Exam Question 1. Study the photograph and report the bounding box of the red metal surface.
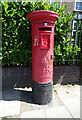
[40,32,51,49]
[27,10,59,83]
[27,10,59,23]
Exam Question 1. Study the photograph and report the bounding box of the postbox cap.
[27,10,59,23]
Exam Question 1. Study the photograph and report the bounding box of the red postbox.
[27,10,58,104]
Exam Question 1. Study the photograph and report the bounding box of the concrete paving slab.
[53,92,64,106]
[72,112,80,118]
[20,102,33,112]
[42,94,64,111]
[44,106,72,118]
[0,84,80,118]
[53,85,80,118]
[0,100,20,118]
[31,103,44,110]
[67,85,80,98]
[54,85,79,99]
[21,109,46,118]
[59,97,80,118]
[20,91,64,112]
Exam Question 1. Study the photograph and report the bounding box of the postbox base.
[32,81,53,105]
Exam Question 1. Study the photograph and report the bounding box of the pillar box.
[27,10,58,104]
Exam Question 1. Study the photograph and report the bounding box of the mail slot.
[39,27,52,31]
[27,10,59,104]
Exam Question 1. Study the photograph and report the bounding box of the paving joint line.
[56,94,74,119]
[42,106,47,119]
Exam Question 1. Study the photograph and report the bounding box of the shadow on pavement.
[2,88,33,104]
[2,66,34,103]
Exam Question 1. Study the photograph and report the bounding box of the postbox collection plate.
[40,33,50,49]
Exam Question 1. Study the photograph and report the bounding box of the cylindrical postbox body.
[27,10,58,104]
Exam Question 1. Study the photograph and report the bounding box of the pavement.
[0,84,81,119]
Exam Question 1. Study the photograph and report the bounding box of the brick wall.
[2,66,32,89]
[2,65,81,89]
[53,65,80,84]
